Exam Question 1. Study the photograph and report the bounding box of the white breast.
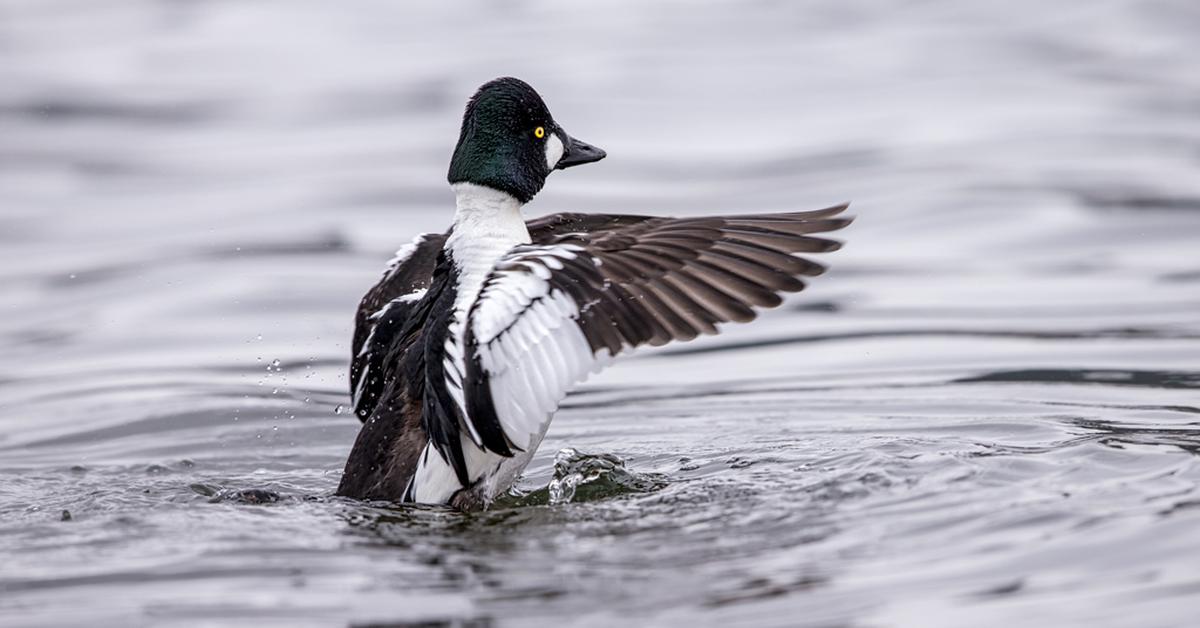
[443,184,530,414]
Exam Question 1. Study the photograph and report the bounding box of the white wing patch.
[357,288,427,361]
[351,287,429,412]
[382,233,429,276]
[367,288,427,323]
[467,245,613,452]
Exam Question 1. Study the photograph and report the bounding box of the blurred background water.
[1,0,1199,626]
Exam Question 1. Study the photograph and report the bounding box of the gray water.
[2,1,1200,626]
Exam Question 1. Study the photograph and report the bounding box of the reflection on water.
[2,0,1200,626]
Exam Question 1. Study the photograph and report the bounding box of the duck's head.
[447,77,606,204]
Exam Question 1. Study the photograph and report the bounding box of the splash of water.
[546,447,667,505]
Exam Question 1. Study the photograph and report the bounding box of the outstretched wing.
[459,204,852,456]
[350,232,446,421]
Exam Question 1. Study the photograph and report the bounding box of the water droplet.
[334,405,344,415]
[272,425,278,431]
[271,359,281,368]
[256,334,263,341]
[68,273,76,280]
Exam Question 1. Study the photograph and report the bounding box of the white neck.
[445,181,531,299]
[446,182,530,283]
[450,182,528,239]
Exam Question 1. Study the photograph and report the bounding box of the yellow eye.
[534,126,545,139]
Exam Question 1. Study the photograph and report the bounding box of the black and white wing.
[350,232,446,421]
[457,204,851,457]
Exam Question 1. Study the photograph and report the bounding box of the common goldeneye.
[336,77,850,509]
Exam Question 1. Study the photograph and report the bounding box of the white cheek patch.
[544,134,565,170]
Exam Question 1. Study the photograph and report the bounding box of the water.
[2,1,1199,625]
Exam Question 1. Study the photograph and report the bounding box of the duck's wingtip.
[830,202,855,227]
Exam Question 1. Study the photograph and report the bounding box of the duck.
[336,77,851,510]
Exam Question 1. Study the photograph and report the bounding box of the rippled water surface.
[2,1,1200,626]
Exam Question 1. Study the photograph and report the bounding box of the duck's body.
[336,78,850,509]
